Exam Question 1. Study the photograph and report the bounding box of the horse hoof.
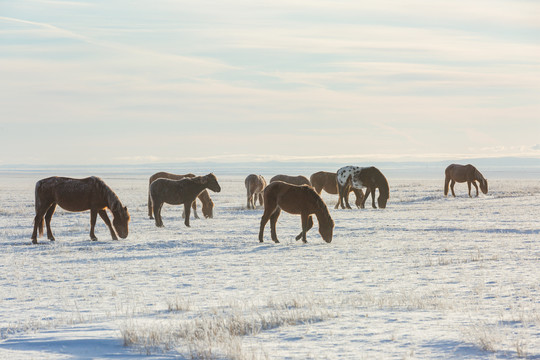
[31,239,37,244]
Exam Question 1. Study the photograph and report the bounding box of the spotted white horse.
[336,166,390,209]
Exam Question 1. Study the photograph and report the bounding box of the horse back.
[270,174,310,186]
[149,172,195,184]
[265,181,319,215]
[445,164,476,182]
[36,176,105,212]
[310,171,338,194]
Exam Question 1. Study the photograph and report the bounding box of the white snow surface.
[0,172,539,359]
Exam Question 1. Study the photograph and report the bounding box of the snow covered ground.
[0,170,539,359]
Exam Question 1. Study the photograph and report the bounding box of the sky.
[1,0,539,165]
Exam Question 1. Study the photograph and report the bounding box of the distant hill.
[1,157,539,179]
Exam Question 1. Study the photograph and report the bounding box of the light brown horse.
[444,164,488,197]
[31,176,130,244]
[337,166,390,209]
[148,172,214,219]
[259,181,334,244]
[310,171,365,209]
[150,173,221,228]
[269,174,311,186]
[245,174,267,209]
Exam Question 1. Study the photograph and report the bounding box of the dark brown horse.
[245,174,267,209]
[150,173,221,228]
[148,172,214,219]
[269,174,311,186]
[31,176,130,244]
[310,171,365,209]
[337,166,390,209]
[444,164,488,197]
[259,181,334,243]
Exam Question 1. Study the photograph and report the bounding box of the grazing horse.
[310,171,365,209]
[259,181,334,243]
[245,174,267,209]
[269,174,311,186]
[150,173,221,228]
[148,172,214,219]
[444,164,488,197]
[31,176,130,244]
[337,166,390,209]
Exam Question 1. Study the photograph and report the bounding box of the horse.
[269,174,311,186]
[258,181,334,243]
[148,172,214,219]
[31,176,130,244]
[337,166,390,209]
[444,164,488,197]
[150,173,221,228]
[310,171,365,209]
[245,174,267,209]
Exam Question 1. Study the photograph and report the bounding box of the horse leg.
[258,205,277,242]
[343,186,352,209]
[472,181,479,197]
[153,201,164,227]
[31,212,43,244]
[337,184,346,209]
[361,188,369,208]
[89,209,98,241]
[345,191,352,209]
[467,181,472,197]
[371,188,377,209]
[148,192,153,219]
[246,189,252,209]
[98,209,118,240]
[258,193,264,207]
[269,208,281,243]
[183,203,191,227]
[450,180,456,197]
[296,214,313,243]
[192,200,199,219]
[353,189,363,209]
[31,204,49,244]
[44,203,57,241]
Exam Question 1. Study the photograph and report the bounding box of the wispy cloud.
[1,0,539,164]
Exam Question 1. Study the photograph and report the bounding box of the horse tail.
[34,181,44,237]
[444,175,450,196]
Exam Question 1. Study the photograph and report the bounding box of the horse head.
[475,169,488,194]
[112,204,130,239]
[377,195,388,209]
[318,220,334,243]
[317,213,334,243]
[205,173,221,193]
[479,178,488,194]
[202,199,214,218]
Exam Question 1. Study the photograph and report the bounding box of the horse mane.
[474,168,486,182]
[93,177,123,211]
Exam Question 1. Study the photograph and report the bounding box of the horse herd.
[29,164,488,245]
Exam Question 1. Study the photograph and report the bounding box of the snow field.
[0,173,538,359]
